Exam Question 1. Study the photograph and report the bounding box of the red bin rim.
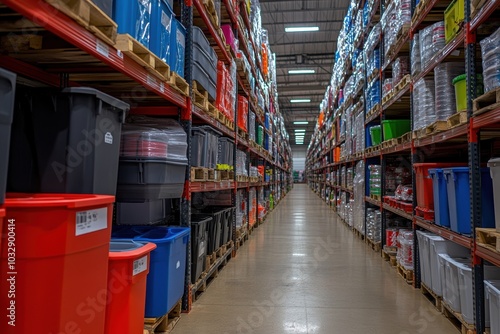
[109,242,157,260]
[4,193,115,208]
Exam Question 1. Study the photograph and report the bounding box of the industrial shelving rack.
[0,0,292,313]
[306,0,500,332]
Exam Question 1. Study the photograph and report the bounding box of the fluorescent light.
[295,129,306,132]
[294,121,309,125]
[285,26,319,33]
[290,99,311,103]
[288,69,315,74]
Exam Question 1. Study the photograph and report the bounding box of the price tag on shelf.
[146,74,156,87]
[96,40,109,58]
[160,82,165,93]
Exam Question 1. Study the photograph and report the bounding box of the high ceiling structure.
[260,0,351,146]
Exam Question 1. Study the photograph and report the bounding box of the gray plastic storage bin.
[0,68,16,204]
[218,137,235,166]
[193,63,217,101]
[116,199,166,225]
[489,158,500,232]
[191,216,208,284]
[198,126,221,169]
[30,87,129,195]
[191,127,207,167]
[117,158,187,200]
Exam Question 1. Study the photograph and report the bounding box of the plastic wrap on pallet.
[124,117,187,161]
[392,56,409,85]
[480,27,500,93]
[366,208,381,242]
[434,62,464,121]
[354,9,364,46]
[344,74,356,100]
[354,111,365,153]
[365,23,381,55]
[386,165,411,196]
[221,25,238,55]
[249,111,256,142]
[397,229,414,269]
[366,78,381,111]
[236,149,248,176]
[353,160,365,233]
[411,33,421,76]
[369,165,382,196]
[383,78,393,96]
[413,78,435,130]
[419,22,445,69]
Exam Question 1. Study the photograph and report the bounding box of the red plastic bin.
[414,163,465,210]
[105,240,156,334]
[0,193,114,334]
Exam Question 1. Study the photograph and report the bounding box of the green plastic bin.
[257,125,264,146]
[381,120,411,141]
[369,125,381,146]
[452,74,484,112]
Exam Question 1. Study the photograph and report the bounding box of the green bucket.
[452,74,484,112]
[381,120,411,141]
[369,125,381,146]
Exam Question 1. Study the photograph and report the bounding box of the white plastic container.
[485,280,500,334]
[458,266,500,325]
[416,230,434,288]
[488,158,500,232]
[430,238,469,296]
[439,254,470,312]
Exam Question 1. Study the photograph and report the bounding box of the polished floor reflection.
[172,184,457,334]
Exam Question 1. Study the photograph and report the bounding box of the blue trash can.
[429,168,451,227]
[112,226,190,317]
[443,167,495,235]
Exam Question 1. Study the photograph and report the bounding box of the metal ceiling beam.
[261,19,343,25]
[272,39,337,46]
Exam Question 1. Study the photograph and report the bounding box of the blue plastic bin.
[111,226,190,317]
[170,18,186,78]
[113,0,155,48]
[443,167,495,235]
[365,127,372,147]
[150,0,174,63]
[429,169,451,227]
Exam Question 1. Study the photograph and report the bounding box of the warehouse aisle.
[172,184,456,334]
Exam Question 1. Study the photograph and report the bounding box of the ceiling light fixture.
[285,26,319,33]
[288,69,315,74]
[293,121,309,125]
[295,129,306,132]
[290,99,311,103]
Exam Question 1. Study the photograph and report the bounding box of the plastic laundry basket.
[105,240,156,334]
[0,193,115,334]
[488,158,500,232]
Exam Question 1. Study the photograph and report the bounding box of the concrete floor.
[172,184,457,334]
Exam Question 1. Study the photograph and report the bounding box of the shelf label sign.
[96,40,109,58]
[133,256,148,276]
[75,208,108,236]
[160,82,165,93]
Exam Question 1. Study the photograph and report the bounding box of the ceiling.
[260,0,351,146]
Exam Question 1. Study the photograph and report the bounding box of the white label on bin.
[451,50,460,57]
[176,260,180,269]
[96,40,109,58]
[104,132,113,144]
[133,255,148,276]
[75,208,108,236]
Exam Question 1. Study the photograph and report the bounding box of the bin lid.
[485,280,500,294]
[0,208,4,217]
[113,226,190,243]
[4,193,115,208]
[109,240,156,260]
[488,158,500,167]
[62,87,130,113]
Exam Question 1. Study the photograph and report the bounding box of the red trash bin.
[105,240,156,334]
[0,193,114,334]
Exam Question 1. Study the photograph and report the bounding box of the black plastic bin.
[196,207,234,248]
[117,158,187,200]
[190,216,208,284]
[191,127,207,167]
[192,214,219,254]
[115,199,166,225]
[15,87,129,195]
[0,68,16,204]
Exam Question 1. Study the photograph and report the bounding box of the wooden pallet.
[217,169,234,180]
[476,228,500,253]
[353,228,365,240]
[382,89,396,105]
[205,252,217,269]
[367,68,379,84]
[471,0,487,18]
[192,81,210,112]
[381,138,398,149]
[225,118,235,131]
[144,299,182,334]
[190,167,208,182]
[192,245,232,301]
[473,87,500,116]
[367,104,380,119]
[421,282,443,311]
[115,34,170,82]
[44,0,117,45]
[168,71,189,96]
[447,111,467,128]
[441,300,475,334]
[237,128,248,140]
[381,248,398,267]
[397,263,414,284]
[0,34,43,52]
[366,237,381,252]
[425,120,449,136]
[236,174,248,182]
[249,176,259,183]
[370,194,381,201]
[396,74,411,91]
[411,0,428,26]
[207,168,215,181]
[206,103,219,119]
[400,131,412,144]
